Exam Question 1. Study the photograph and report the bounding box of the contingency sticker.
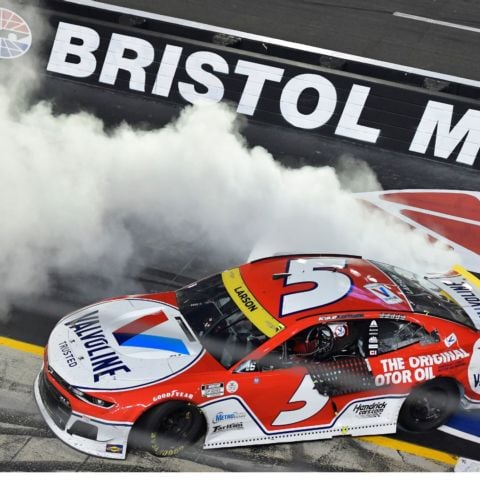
[202,382,224,398]
[364,283,403,304]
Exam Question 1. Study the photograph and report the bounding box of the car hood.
[47,298,204,391]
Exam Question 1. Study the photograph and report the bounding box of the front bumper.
[34,369,132,459]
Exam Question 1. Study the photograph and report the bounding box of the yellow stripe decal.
[453,264,480,289]
[0,336,44,356]
[360,436,458,465]
[222,268,285,337]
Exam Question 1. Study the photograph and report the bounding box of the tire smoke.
[0,6,458,314]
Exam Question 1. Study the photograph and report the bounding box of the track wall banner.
[5,1,480,169]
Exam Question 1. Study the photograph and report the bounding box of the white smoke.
[0,7,459,312]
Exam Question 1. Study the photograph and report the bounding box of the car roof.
[237,254,413,329]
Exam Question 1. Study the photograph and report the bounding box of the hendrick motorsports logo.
[0,8,31,59]
[353,401,387,418]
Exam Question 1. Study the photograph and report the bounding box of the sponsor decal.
[226,380,239,393]
[65,310,131,383]
[202,382,224,398]
[374,350,469,386]
[379,313,407,321]
[319,314,364,321]
[0,8,32,60]
[443,280,480,323]
[212,422,244,433]
[212,411,246,424]
[58,341,78,367]
[334,324,347,338]
[112,310,189,354]
[106,444,123,454]
[153,390,193,402]
[444,333,457,348]
[353,401,387,418]
[368,320,379,357]
[222,268,285,337]
[468,338,480,394]
[365,283,403,305]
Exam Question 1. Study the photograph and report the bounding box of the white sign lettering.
[410,100,480,166]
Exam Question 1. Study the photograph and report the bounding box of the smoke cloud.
[0,5,459,313]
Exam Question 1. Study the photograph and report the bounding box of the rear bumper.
[34,369,132,459]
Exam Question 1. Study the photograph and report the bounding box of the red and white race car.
[34,254,480,459]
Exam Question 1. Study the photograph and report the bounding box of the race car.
[34,254,480,459]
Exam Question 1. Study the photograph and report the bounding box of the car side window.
[375,320,437,354]
[237,322,363,372]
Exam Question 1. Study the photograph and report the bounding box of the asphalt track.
[1,0,480,472]
[106,0,480,81]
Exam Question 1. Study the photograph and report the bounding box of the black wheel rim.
[410,388,448,424]
[156,407,194,447]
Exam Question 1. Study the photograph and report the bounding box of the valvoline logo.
[113,311,189,354]
[0,8,32,59]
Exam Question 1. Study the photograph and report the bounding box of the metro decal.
[113,311,189,354]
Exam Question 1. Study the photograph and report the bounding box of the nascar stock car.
[34,254,480,459]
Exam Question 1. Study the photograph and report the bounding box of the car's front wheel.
[398,378,460,432]
[132,401,206,457]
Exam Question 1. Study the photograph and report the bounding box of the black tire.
[132,401,206,457]
[398,379,460,432]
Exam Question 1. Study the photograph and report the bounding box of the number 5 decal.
[280,258,352,316]
[272,375,329,426]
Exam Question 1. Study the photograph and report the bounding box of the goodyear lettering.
[233,287,258,312]
[153,390,194,401]
[65,310,131,382]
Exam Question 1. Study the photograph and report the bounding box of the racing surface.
[1,0,480,472]
[106,0,480,81]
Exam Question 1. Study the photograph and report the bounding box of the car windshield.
[371,261,475,328]
[176,274,268,368]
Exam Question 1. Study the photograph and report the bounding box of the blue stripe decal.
[447,411,480,438]
[120,333,189,354]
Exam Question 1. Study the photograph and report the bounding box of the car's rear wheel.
[398,378,460,432]
[132,401,206,457]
